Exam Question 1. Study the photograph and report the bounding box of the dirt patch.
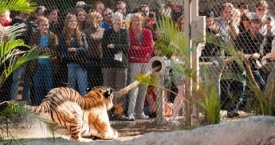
[0,110,251,144]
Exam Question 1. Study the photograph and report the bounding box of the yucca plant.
[197,84,221,124]
[154,16,194,79]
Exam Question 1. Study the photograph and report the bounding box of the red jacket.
[128,28,154,63]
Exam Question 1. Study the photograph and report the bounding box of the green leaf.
[0,0,36,14]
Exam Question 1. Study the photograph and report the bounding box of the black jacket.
[101,28,130,68]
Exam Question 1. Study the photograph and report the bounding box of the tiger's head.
[84,86,114,110]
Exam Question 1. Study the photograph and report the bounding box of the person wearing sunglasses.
[101,8,113,30]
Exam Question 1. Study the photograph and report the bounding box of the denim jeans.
[143,106,150,116]
[229,73,246,111]
[67,63,87,96]
[10,67,22,100]
[22,63,32,104]
[33,59,53,105]
[252,70,265,90]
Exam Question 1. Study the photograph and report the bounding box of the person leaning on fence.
[84,11,104,89]
[200,3,234,101]
[230,18,267,118]
[59,13,88,96]
[236,18,266,91]
[127,12,154,121]
[28,16,59,106]
[101,12,130,120]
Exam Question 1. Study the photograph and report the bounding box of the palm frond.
[0,0,36,14]
[135,74,158,86]
[0,39,26,59]
[7,23,27,40]
[197,84,221,124]
[0,46,50,86]
[156,16,189,58]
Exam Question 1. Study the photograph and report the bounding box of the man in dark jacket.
[228,18,266,117]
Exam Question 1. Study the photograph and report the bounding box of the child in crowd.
[144,85,173,118]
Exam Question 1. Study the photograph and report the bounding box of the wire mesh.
[1,0,275,130]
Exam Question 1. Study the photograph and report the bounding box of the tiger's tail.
[25,104,50,115]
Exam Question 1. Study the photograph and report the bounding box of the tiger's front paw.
[72,137,94,142]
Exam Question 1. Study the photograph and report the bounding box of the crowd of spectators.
[200,0,275,118]
[0,0,185,123]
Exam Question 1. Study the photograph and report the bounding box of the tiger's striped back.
[25,86,118,142]
[26,87,82,114]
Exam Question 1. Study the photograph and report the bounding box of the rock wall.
[96,116,275,145]
[15,116,275,145]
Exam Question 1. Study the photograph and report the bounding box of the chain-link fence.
[199,0,275,118]
[1,0,275,129]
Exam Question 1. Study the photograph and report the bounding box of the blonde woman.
[127,12,154,120]
[84,11,104,89]
[76,8,89,32]
[59,14,88,96]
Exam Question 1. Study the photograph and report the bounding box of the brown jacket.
[84,26,104,60]
[27,31,59,75]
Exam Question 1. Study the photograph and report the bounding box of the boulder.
[105,116,275,145]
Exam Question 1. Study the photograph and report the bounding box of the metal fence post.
[184,0,206,126]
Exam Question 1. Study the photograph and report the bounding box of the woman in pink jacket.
[127,12,154,120]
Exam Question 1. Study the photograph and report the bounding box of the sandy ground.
[0,110,251,145]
